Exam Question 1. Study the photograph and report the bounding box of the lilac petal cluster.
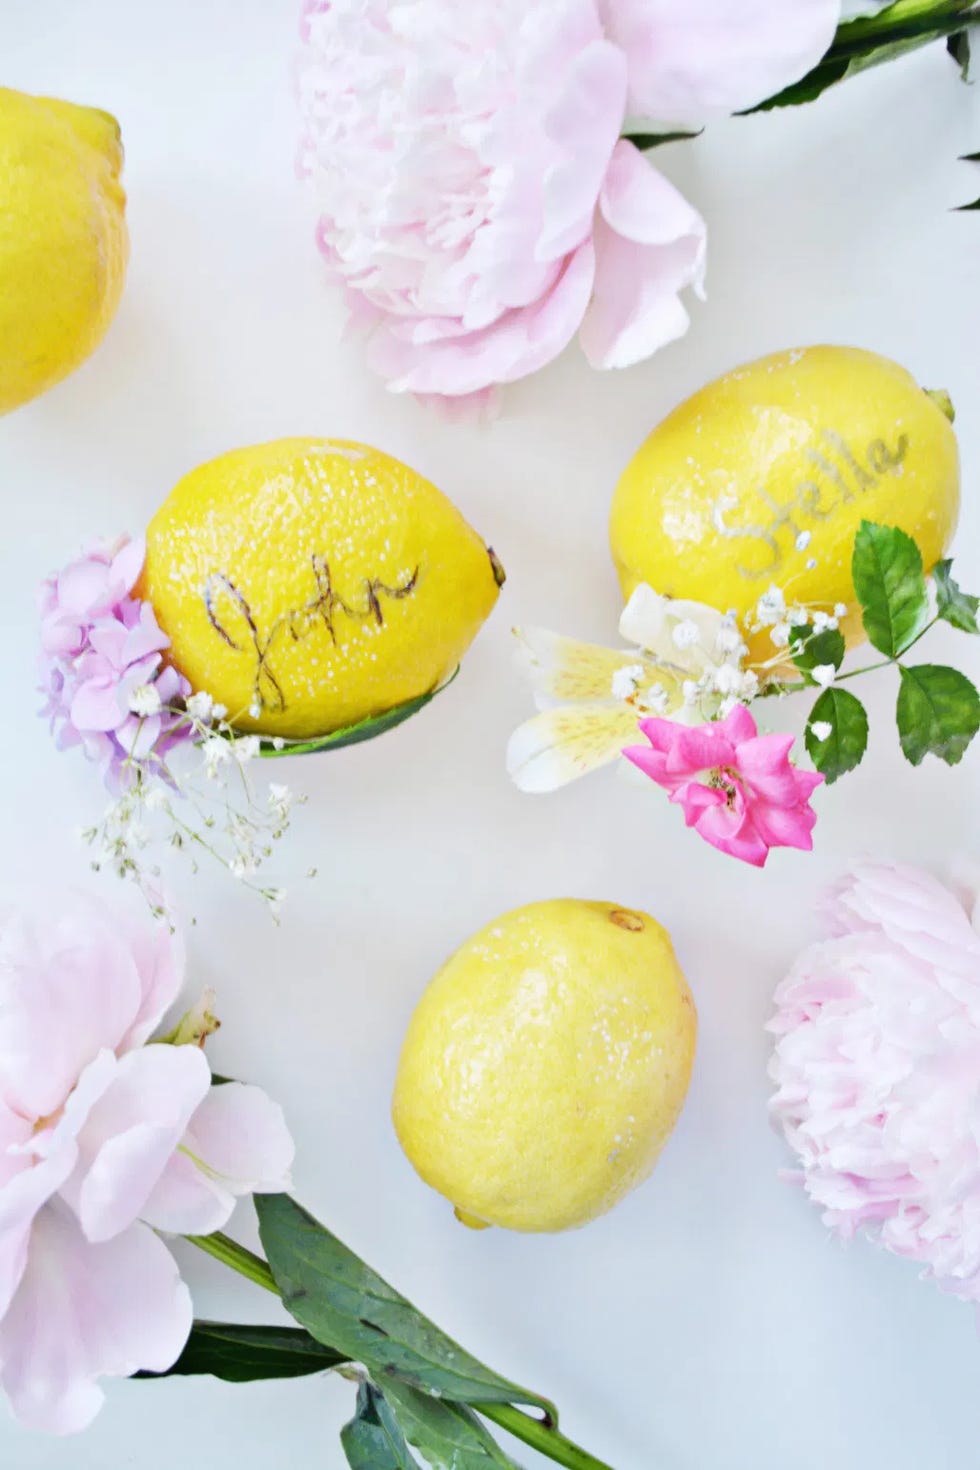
[769,864,980,1302]
[38,536,192,789]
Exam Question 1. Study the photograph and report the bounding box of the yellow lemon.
[392,899,696,1233]
[610,346,959,666]
[0,88,128,414]
[141,439,504,738]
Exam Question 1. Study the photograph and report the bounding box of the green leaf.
[805,688,870,784]
[255,1195,554,1417]
[933,559,980,633]
[896,665,980,765]
[790,626,846,680]
[746,2,980,113]
[341,1383,418,1470]
[948,28,972,78]
[253,671,459,758]
[378,1378,524,1470]
[851,521,929,657]
[627,128,703,150]
[136,1320,346,1383]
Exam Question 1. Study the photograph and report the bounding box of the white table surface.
[2,5,980,1467]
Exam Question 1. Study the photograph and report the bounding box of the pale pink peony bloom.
[38,537,193,790]
[624,703,822,866]
[769,864,980,1304]
[296,0,706,400]
[0,894,294,1433]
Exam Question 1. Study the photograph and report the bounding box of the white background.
[2,4,980,1467]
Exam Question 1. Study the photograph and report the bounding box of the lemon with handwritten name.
[0,88,128,414]
[610,346,959,665]
[393,899,696,1233]
[141,439,505,738]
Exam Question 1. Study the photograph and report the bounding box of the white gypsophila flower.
[811,664,837,688]
[755,585,787,625]
[234,737,261,764]
[834,603,848,618]
[644,683,670,715]
[128,684,163,718]
[810,721,833,741]
[185,691,215,723]
[611,663,646,699]
[770,622,791,648]
[811,611,838,632]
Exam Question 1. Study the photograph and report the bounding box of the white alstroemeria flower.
[507,584,752,793]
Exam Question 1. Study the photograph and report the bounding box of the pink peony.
[624,703,823,866]
[295,0,843,402]
[0,893,294,1433]
[769,864,980,1303]
[39,537,193,790]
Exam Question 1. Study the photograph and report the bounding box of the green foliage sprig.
[786,521,980,784]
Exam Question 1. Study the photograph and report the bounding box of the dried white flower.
[810,721,833,741]
[186,691,215,723]
[128,684,162,717]
[811,664,837,688]
[770,622,791,648]
[756,586,786,625]
[611,663,646,700]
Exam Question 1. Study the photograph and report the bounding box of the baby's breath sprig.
[82,692,304,922]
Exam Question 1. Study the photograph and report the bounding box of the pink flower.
[768,864,980,1304]
[39,537,193,789]
[0,893,294,1434]
[296,0,842,403]
[623,704,823,866]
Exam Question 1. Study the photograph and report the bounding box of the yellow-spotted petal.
[506,703,642,793]
[514,626,663,709]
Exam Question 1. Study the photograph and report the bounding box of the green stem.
[478,1402,616,1470]
[188,1233,616,1470]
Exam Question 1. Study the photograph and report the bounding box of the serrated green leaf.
[136,1321,346,1383]
[933,559,980,633]
[379,1378,524,1470]
[342,1383,418,1470]
[851,521,929,657]
[251,671,459,758]
[255,1195,553,1417]
[790,626,846,680]
[896,665,980,765]
[805,688,869,784]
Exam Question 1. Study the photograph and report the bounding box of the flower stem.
[188,1233,617,1470]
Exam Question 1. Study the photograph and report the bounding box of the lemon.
[392,899,696,1233]
[0,88,128,414]
[610,346,959,665]
[141,439,505,738]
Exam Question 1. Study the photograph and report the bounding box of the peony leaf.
[896,665,980,765]
[136,1320,346,1383]
[805,688,869,784]
[790,626,846,680]
[255,1195,555,1417]
[947,28,973,78]
[851,521,929,657]
[377,1378,524,1470]
[342,1383,418,1470]
[627,127,703,151]
[933,559,980,633]
[252,669,459,758]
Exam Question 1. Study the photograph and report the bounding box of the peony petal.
[0,897,145,1120]
[537,39,627,259]
[0,1143,78,1321]
[507,703,641,792]
[73,1045,212,1243]
[580,141,705,370]
[117,921,186,1053]
[141,1082,294,1236]
[599,0,840,123]
[0,1203,191,1434]
[372,240,596,396]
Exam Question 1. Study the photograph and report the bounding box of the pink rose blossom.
[769,863,980,1304]
[624,703,823,866]
[296,0,845,403]
[39,537,193,790]
[0,893,294,1433]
